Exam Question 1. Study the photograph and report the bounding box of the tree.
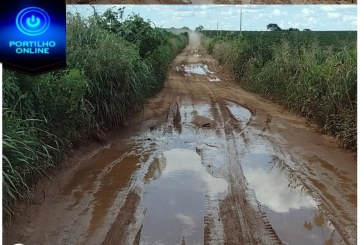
[288,28,300,31]
[303,29,312,31]
[195,25,204,32]
[120,14,163,58]
[91,7,125,32]
[267,23,282,31]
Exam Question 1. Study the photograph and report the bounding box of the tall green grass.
[3,112,58,218]
[202,32,356,150]
[3,9,188,219]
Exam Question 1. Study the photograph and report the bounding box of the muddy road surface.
[4,32,356,245]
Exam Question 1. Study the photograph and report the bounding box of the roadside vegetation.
[201,30,356,151]
[3,8,188,219]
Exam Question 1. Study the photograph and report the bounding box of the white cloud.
[272,9,287,16]
[307,17,317,24]
[321,6,337,12]
[195,11,208,18]
[221,9,236,16]
[343,15,357,22]
[327,12,341,19]
[67,5,357,32]
[343,15,357,27]
[257,13,268,18]
[173,11,195,17]
[320,5,355,12]
[176,214,195,230]
[199,5,225,10]
[287,21,300,28]
[302,8,315,16]
[241,8,265,13]
[244,165,316,213]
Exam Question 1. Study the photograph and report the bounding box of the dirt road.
[4,32,356,245]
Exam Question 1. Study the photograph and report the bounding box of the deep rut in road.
[4,32,356,245]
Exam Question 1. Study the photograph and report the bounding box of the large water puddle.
[176,63,220,82]
[242,150,344,245]
[140,149,228,245]
[225,101,251,125]
[181,64,207,75]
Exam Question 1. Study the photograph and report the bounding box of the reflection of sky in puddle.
[162,149,227,196]
[225,101,251,122]
[183,64,208,75]
[193,104,212,119]
[242,152,343,245]
[244,154,315,213]
[140,149,228,245]
[177,63,220,82]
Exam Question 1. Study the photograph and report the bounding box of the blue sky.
[66,5,357,31]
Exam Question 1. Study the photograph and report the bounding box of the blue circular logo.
[16,7,51,36]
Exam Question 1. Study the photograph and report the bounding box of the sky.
[66,5,357,31]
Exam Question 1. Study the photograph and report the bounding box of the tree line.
[267,23,311,32]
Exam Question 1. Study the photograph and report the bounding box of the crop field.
[202,30,357,48]
[201,30,357,151]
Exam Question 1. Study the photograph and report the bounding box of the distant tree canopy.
[267,23,282,31]
[288,28,300,31]
[195,25,204,32]
[267,23,310,32]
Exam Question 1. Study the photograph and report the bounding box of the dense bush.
[202,31,356,150]
[3,9,188,218]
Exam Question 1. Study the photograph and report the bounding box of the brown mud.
[4,32,356,245]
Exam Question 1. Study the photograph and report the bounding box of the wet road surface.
[4,32,356,245]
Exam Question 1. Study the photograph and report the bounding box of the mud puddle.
[53,100,348,244]
[180,63,207,75]
[188,49,202,57]
[88,154,141,235]
[177,63,220,82]
[241,145,344,245]
[61,144,150,242]
[225,100,251,125]
[140,149,228,245]
[135,98,346,244]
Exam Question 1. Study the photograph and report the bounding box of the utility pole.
[217,19,219,37]
[239,8,242,36]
